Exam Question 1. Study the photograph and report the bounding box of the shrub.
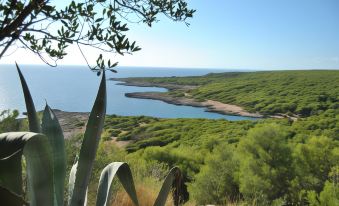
[189,144,239,205]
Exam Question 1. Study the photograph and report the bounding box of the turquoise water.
[0,64,256,120]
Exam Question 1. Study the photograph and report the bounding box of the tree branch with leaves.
[0,0,195,71]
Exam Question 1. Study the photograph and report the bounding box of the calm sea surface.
[0,64,256,120]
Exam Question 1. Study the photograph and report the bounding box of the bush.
[189,144,239,205]
[237,124,293,203]
[0,110,21,133]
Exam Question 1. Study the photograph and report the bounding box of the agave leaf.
[84,188,88,206]
[0,132,53,206]
[16,63,41,133]
[68,162,77,205]
[42,104,66,206]
[96,162,139,206]
[68,161,88,206]
[0,185,28,206]
[0,148,23,195]
[70,71,107,206]
[153,167,181,206]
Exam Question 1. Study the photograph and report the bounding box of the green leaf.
[0,132,53,206]
[16,63,41,133]
[0,149,23,195]
[0,186,28,206]
[132,46,141,52]
[153,167,182,206]
[42,104,66,206]
[96,162,139,206]
[107,42,114,48]
[68,162,77,205]
[70,71,107,206]
[96,18,104,22]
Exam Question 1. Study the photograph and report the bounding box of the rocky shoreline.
[112,78,296,119]
[52,110,89,139]
[125,92,264,118]
[110,78,264,118]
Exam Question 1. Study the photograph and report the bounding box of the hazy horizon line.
[1,63,338,71]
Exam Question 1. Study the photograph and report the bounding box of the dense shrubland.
[2,100,338,205]
[2,109,338,205]
[97,108,338,205]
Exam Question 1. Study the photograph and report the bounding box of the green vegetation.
[0,110,24,133]
[1,69,338,205]
[98,106,339,205]
[122,70,339,117]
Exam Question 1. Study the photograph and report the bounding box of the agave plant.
[0,64,182,206]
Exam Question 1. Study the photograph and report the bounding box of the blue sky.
[2,0,339,69]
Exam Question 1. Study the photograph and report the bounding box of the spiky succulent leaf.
[0,132,53,206]
[16,63,40,133]
[68,162,77,205]
[96,162,139,206]
[70,71,107,206]
[0,149,23,195]
[154,167,182,206]
[42,104,66,206]
[68,162,88,206]
[0,63,41,196]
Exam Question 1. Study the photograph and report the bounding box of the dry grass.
[110,183,258,206]
[111,184,173,206]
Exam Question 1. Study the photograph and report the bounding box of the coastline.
[112,78,297,119]
[111,78,265,118]
[125,92,263,118]
[110,78,198,90]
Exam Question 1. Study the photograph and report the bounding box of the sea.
[0,64,256,120]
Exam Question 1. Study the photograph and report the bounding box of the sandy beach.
[114,79,298,119]
[125,92,263,118]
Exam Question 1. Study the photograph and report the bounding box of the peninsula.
[110,70,339,119]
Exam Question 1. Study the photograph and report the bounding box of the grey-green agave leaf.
[70,71,107,206]
[42,104,66,206]
[68,161,77,205]
[68,161,88,206]
[0,132,53,206]
[16,63,41,133]
[0,149,23,196]
[96,162,139,206]
[153,167,182,206]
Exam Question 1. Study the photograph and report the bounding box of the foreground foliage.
[0,0,194,69]
[100,107,339,205]
[0,65,182,206]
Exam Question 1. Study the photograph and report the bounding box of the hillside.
[2,107,338,205]
[100,108,339,205]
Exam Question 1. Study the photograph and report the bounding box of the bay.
[0,64,256,120]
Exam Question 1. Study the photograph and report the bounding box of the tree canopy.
[0,0,195,70]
